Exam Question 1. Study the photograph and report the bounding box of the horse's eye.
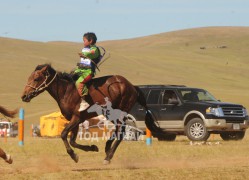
[34,77,40,82]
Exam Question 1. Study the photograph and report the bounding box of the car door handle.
[138,108,144,111]
[161,108,167,111]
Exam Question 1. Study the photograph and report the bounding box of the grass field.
[0,26,249,179]
[1,134,249,179]
[0,26,249,132]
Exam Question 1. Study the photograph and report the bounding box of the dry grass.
[1,134,249,179]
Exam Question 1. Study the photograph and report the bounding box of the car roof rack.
[137,85,186,88]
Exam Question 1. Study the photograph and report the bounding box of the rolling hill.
[0,26,249,133]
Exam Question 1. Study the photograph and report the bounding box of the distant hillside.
[0,26,249,132]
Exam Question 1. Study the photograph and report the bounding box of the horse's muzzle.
[21,94,32,102]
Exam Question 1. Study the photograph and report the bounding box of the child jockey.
[75,32,100,112]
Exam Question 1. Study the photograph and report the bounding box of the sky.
[0,0,249,42]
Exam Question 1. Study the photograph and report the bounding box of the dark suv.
[128,85,249,141]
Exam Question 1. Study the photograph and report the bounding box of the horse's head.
[21,64,57,102]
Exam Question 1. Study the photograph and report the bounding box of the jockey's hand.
[78,53,86,58]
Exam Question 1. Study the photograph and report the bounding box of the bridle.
[25,70,57,97]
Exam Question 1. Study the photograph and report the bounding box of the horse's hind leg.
[103,124,126,165]
[105,120,118,155]
[69,125,99,152]
[105,133,116,155]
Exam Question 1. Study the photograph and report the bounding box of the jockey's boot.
[78,97,90,112]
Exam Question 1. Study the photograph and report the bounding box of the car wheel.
[185,118,210,141]
[220,131,245,141]
[157,134,177,141]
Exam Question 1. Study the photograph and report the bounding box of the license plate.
[233,124,240,130]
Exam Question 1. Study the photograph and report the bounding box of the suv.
[128,85,249,141]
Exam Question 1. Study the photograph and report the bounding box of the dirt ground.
[1,136,249,179]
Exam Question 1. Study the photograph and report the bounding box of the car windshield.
[179,89,218,102]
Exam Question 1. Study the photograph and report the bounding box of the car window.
[181,90,199,102]
[180,89,217,102]
[162,90,178,104]
[147,89,161,104]
[197,91,216,101]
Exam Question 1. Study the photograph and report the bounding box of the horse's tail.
[0,106,18,118]
[134,86,165,135]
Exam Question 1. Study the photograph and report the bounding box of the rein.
[26,71,57,97]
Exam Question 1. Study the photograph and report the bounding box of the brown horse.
[21,64,163,164]
[0,105,17,164]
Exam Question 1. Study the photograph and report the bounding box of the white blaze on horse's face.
[21,66,48,102]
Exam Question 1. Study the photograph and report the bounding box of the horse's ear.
[40,65,48,73]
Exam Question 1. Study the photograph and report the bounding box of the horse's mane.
[35,64,74,83]
[60,72,74,82]
[35,64,114,85]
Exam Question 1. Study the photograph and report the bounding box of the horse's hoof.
[5,154,13,164]
[91,145,99,152]
[72,153,79,163]
[103,160,110,165]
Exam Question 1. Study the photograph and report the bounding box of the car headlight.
[206,107,224,117]
[243,108,248,116]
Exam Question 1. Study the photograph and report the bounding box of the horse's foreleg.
[104,124,126,165]
[69,125,99,152]
[61,117,80,163]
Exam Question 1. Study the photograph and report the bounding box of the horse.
[21,64,163,164]
[0,105,17,164]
